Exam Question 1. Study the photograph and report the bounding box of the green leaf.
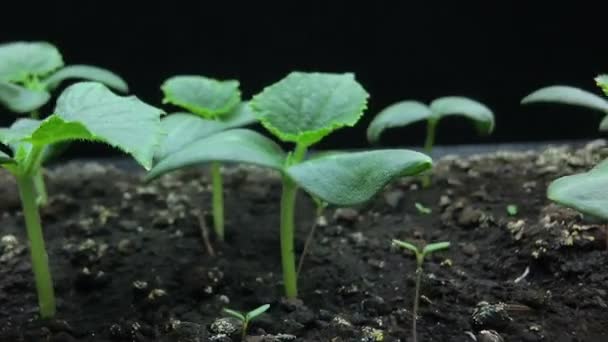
[521,85,608,114]
[547,160,608,220]
[0,150,15,164]
[415,202,432,214]
[155,102,258,161]
[43,65,129,93]
[367,101,432,143]
[26,116,94,145]
[392,239,420,254]
[146,129,286,181]
[429,97,495,135]
[52,82,164,169]
[251,72,369,146]
[286,150,431,206]
[0,42,63,82]
[0,81,50,113]
[161,75,241,118]
[0,118,41,145]
[222,308,245,321]
[246,304,270,320]
[596,75,608,96]
[422,241,451,255]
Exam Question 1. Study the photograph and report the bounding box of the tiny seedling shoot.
[223,304,270,339]
[0,82,163,318]
[521,77,608,131]
[367,97,494,186]
[0,41,129,206]
[392,240,450,342]
[146,72,433,299]
[158,75,256,241]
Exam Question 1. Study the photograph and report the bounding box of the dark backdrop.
[1,1,608,154]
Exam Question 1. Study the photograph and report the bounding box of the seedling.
[0,82,163,318]
[545,77,608,248]
[158,75,257,241]
[0,41,129,206]
[367,97,494,186]
[392,240,450,342]
[146,72,433,299]
[223,304,270,339]
[521,78,608,131]
[506,204,518,216]
[415,202,432,215]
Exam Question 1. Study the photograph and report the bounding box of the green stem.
[16,174,56,318]
[421,118,437,188]
[280,174,298,298]
[211,162,224,241]
[242,319,249,339]
[413,265,423,342]
[33,169,48,206]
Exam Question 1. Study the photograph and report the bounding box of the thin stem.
[412,266,423,342]
[421,118,437,188]
[297,211,323,277]
[33,169,48,206]
[16,174,56,318]
[280,174,299,298]
[210,162,224,241]
[242,319,249,340]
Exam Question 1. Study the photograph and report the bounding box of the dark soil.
[1,141,608,341]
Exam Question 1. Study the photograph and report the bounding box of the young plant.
[158,75,257,241]
[0,82,163,318]
[521,79,608,131]
[367,97,494,186]
[223,304,270,339]
[0,41,129,206]
[146,72,433,299]
[392,240,450,342]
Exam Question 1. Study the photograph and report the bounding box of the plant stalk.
[33,169,48,206]
[421,118,437,188]
[211,162,224,241]
[280,174,299,298]
[412,266,423,342]
[16,174,56,318]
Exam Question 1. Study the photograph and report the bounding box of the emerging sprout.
[506,204,518,216]
[147,72,433,299]
[392,240,450,342]
[0,82,163,318]
[415,202,431,215]
[0,41,129,206]
[223,304,270,339]
[367,97,494,186]
[521,83,608,131]
[157,75,257,241]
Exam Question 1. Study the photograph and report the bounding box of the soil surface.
[1,141,608,341]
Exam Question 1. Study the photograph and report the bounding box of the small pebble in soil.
[471,301,513,331]
[477,330,504,342]
[333,208,359,223]
[360,326,384,342]
[74,267,110,291]
[165,321,207,342]
[209,317,243,339]
[457,206,484,228]
[383,189,404,208]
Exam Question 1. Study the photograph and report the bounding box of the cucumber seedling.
[392,240,450,342]
[146,72,433,299]
[0,82,163,318]
[367,97,494,186]
[521,77,608,131]
[223,304,270,339]
[0,41,129,206]
[158,75,257,241]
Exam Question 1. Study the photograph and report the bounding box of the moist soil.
[1,141,608,342]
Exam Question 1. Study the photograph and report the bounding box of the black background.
[1,1,608,153]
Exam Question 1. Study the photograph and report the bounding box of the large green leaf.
[286,150,432,206]
[161,75,241,118]
[146,129,286,181]
[51,82,164,169]
[251,72,369,146]
[0,81,50,113]
[43,65,129,93]
[367,101,432,143]
[0,150,15,164]
[548,160,608,220]
[521,85,608,114]
[596,75,608,96]
[155,102,258,161]
[429,96,495,135]
[0,42,64,82]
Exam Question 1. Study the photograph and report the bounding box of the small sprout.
[0,82,163,318]
[223,304,270,339]
[506,204,518,216]
[392,239,450,342]
[147,72,433,299]
[152,75,257,241]
[367,97,493,187]
[415,202,431,215]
